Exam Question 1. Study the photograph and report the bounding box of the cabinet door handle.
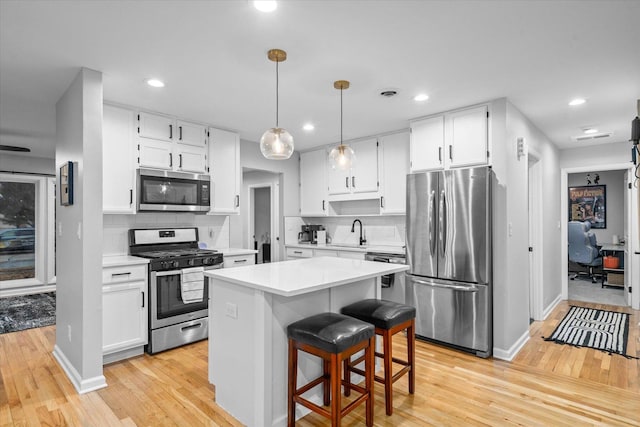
[235,195,240,207]
[380,196,385,208]
[129,189,133,205]
[141,291,145,308]
[111,272,131,278]
[179,154,183,168]
[438,147,442,163]
[322,200,325,211]
[234,259,247,263]
[169,153,173,167]
[449,145,453,160]
[293,251,302,254]
[169,124,173,139]
[179,126,183,141]
[352,176,355,188]
[345,177,349,188]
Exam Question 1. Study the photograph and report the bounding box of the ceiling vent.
[572,132,613,142]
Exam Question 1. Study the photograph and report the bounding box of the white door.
[300,149,327,216]
[209,128,240,214]
[350,138,379,194]
[177,120,207,147]
[447,105,488,168]
[175,145,207,173]
[138,138,173,170]
[103,104,135,213]
[410,115,444,172]
[380,132,409,214]
[138,112,173,142]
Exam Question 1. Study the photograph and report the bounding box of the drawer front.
[223,254,255,268]
[314,249,339,258]
[103,265,147,284]
[286,247,313,258]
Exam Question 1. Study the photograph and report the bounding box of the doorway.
[250,186,271,264]
[561,165,638,310]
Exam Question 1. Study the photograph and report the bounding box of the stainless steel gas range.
[129,227,223,354]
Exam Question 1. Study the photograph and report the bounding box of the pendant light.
[329,80,354,170]
[260,48,294,160]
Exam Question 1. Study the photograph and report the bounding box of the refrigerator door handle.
[439,190,446,258]
[407,275,480,292]
[428,190,436,255]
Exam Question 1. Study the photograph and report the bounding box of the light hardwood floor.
[1,300,638,426]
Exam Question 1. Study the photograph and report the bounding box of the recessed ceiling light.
[413,93,429,102]
[303,123,315,131]
[253,1,277,12]
[146,79,165,88]
[569,98,586,106]
[584,128,598,134]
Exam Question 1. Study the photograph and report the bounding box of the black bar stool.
[341,299,416,416]
[287,312,375,426]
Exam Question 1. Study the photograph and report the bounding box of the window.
[0,174,55,291]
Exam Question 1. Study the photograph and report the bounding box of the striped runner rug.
[544,305,636,358]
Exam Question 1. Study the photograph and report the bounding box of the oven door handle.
[154,270,182,277]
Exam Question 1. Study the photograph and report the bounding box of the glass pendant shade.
[260,127,294,160]
[329,144,354,170]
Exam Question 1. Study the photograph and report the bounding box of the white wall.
[53,68,105,393]
[0,153,54,175]
[491,99,562,358]
[568,170,625,245]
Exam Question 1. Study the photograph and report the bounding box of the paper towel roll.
[612,234,619,245]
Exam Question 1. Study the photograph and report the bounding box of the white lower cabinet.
[102,264,148,364]
[223,253,255,268]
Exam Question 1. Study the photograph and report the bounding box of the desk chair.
[568,221,602,283]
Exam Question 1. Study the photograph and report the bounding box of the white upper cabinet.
[103,104,136,214]
[380,131,410,214]
[447,105,488,168]
[176,120,207,147]
[300,149,328,216]
[410,116,444,172]
[327,138,379,198]
[208,127,240,214]
[138,112,174,142]
[137,112,208,173]
[410,104,489,171]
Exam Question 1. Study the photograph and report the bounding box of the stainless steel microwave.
[137,168,210,212]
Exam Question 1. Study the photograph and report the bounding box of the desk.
[600,243,625,288]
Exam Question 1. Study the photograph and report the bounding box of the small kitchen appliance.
[137,168,210,212]
[129,227,223,354]
[297,224,326,244]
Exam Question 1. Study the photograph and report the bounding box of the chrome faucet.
[351,219,366,246]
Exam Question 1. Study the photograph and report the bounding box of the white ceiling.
[1,0,639,160]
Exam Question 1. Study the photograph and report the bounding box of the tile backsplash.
[286,216,405,247]
[103,214,229,256]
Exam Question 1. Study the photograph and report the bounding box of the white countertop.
[205,256,409,297]
[102,255,149,267]
[600,243,626,252]
[286,242,405,255]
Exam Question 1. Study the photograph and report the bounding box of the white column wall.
[53,67,105,393]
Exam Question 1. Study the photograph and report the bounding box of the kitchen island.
[205,256,409,427]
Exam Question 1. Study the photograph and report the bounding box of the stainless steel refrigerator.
[406,166,492,357]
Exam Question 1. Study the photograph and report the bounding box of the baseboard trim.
[0,285,56,298]
[493,329,530,361]
[53,345,107,394]
[543,294,563,320]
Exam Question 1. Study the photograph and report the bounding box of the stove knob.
[172,260,180,269]
[160,261,168,270]
[203,257,213,265]
[187,258,195,266]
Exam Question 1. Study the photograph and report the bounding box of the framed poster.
[60,161,74,206]
[568,185,606,228]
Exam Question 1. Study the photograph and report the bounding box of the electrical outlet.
[225,302,238,319]
[67,325,72,342]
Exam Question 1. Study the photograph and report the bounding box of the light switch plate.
[225,302,238,319]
